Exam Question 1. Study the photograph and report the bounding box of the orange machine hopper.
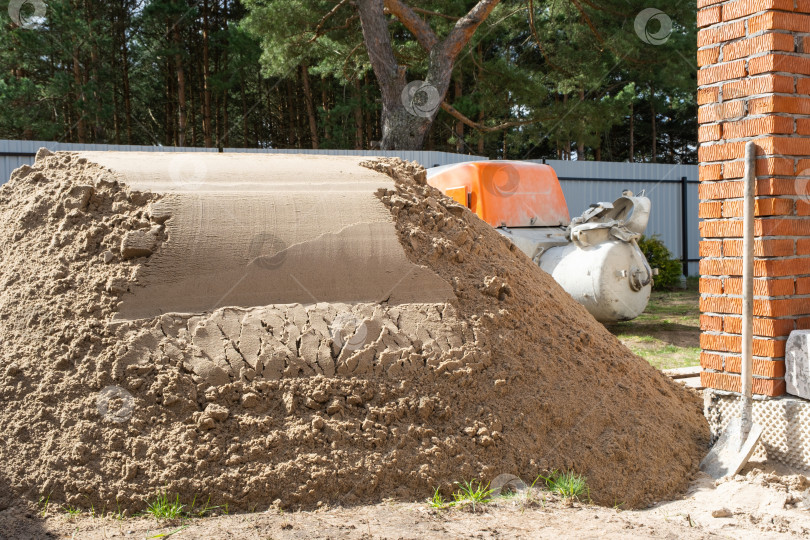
[426,161,571,228]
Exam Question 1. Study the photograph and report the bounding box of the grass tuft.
[540,470,589,502]
[451,480,494,512]
[144,491,185,520]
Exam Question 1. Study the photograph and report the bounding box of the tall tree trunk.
[300,64,320,149]
[322,85,331,143]
[72,48,87,143]
[629,101,635,163]
[353,78,364,150]
[120,11,133,144]
[649,86,657,163]
[577,90,585,159]
[202,0,213,147]
[173,26,187,147]
[454,77,464,153]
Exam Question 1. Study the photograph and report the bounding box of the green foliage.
[638,235,683,290]
[451,480,494,512]
[0,0,699,160]
[539,470,589,501]
[144,491,185,520]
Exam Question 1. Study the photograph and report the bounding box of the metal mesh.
[704,390,810,471]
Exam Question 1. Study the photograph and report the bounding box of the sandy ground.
[6,459,808,540]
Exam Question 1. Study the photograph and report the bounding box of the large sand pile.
[0,151,708,512]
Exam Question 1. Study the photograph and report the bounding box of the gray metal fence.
[0,140,698,273]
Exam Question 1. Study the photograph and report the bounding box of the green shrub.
[637,235,683,290]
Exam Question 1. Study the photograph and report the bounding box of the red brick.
[797,277,810,294]
[698,87,719,105]
[800,0,810,13]
[700,201,723,218]
[698,46,720,67]
[796,118,810,135]
[723,277,795,296]
[700,276,724,294]
[798,77,810,94]
[799,238,810,254]
[749,95,810,114]
[723,34,795,62]
[700,163,723,181]
[724,157,795,179]
[722,238,795,257]
[722,315,796,337]
[758,136,810,156]
[699,124,722,142]
[701,257,810,277]
[699,21,746,47]
[701,314,724,331]
[798,200,810,215]
[699,141,746,162]
[749,54,810,76]
[721,116,793,140]
[799,316,810,328]
[700,351,725,371]
[698,60,747,85]
[723,74,794,99]
[699,6,722,27]
[725,357,787,378]
[723,0,795,22]
[698,0,724,7]
[700,180,743,200]
[699,101,745,123]
[699,371,786,396]
[700,295,742,314]
[754,298,810,317]
[758,217,810,235]
[749,11,810,34]
[700,240,723,257]
[721,197,794,217]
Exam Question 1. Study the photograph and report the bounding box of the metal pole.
[681,175,689,276]
[740,141,756,446]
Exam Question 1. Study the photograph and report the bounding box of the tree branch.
[441,0,502,62]
[357,0,406,107]
[309,0,350,42]
[411,7,459,21]
[384,0,439,50]
[440,101,536,133]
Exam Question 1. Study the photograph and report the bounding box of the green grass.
[539,471,589,502]
[63,504,82,519]
[427,480,495,511]
[606,282,701,370]
[144,492,185,520]
[37,493,52,518]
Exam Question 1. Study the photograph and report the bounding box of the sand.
[0,151,708,514]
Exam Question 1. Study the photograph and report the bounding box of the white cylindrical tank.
[538,240,652,322]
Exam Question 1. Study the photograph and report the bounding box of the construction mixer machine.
[427,161,654,322]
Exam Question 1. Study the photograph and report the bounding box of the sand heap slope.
[0,151,708,512]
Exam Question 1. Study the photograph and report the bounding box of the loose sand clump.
[0,152,708,513]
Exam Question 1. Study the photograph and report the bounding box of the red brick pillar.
[698,0,810,397]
